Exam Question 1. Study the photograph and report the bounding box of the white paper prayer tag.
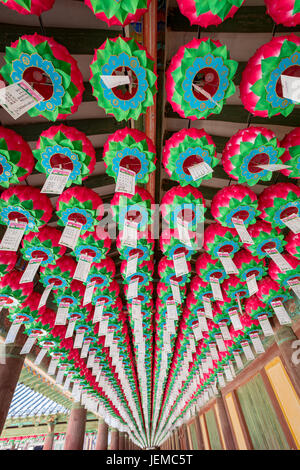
[281,75,300,103]
[192,83,221,108]
[173,252,189,277]
[101,75,130,89]
[131,299,142,320]
[83,281,96,306]
[41,168,71,195]
[235,294,243,316]
[210,276,223,301]
[59,221,82,250]
[73,254,93,283]
[219,322,231,341]
[192,323,203,341]
[224,365,233,382]
[80,340,90,358]
[233,351,244,370]
[203,297,213,319]
[55,302,69,325]
[34,347,48,365]
[258,314,274,337]
[257,164,291,171]
[241,340,255,361]
[246,274,258,296]
[74,331,85,349]
[122,219,138,248]
[166,300,178,320]
[266,248,293,272]
[229,309,242,331]
[232,217,254,245]
[218,252,239,275]
[170,280,182,304]
[271,300,291,325]
[217,372,225,388]
[126,254,139,278]
[281,213,300,234]
[176,217,192,248]
[105,331,114,348]
[188,161,213,181]
[56,368,65,385]
[93,300,105,323]
[0,343,6,365]
[198,313,208,331]
[250,332,265,355]
[98,318,109,337]
[0,80,43,119]
[0,221,27,252]
[116,166,136,195]
[39,283,54,309]
[63,374,72,391]
[48,358,59,376]
[215,334,227,352]
[20,335,36,355]
[287,278,300,300]
[87,351,96,368]
[20,257,43,284]
[127,279,139,300]
[65,318,76,338]
[5,319,22,344]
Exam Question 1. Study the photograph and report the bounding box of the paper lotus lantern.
[244,220,286,260]
[285,231,300,259]
[103,128,156,185]
[196,252,227,284]
[268,252,300,288]
[256,276,292,306]
[203,222,241,260]
[117,229,154,262]
[90,36,157,121]
[34,125,96,187]
[124,282,153,305]
[72,227,110,263]
[221,275,249,303]
[0,0,55,15]
[121,259,154,286]
[157,281,186,303]
[189,276,214,304]
[9,291,44,325]
[166,38,238,120]
[240,34,300,118]
[158,256,191,286]
[280,127,300,179]
[0,34,84,121]
[84,0,151,26]
[222,127,285,186]
[245,295,273,320]
[39,255,76,292]
[264,0,300,27]
[162,128,218,187]
[56,187,103,233]
[0,185,52,234]
[92,280,120,308]
[0,270,33,309]
[211,184,260,228]
[160,228,198,260]
[161,185,205,229]
[111,187,154,230]
[53,279,85,310]
[85,258,115,289]
[21,226,66,267]
[0,251,18,278]
[258,183,300,229]
[233,249,266,284]
[0,127,34,188]
[176,0,245,27]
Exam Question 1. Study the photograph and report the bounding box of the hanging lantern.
[188,276,214,306]
[0,251,18,278]
[162,128,218,187]
[72,227,111,264]
[53,279,85,310]
[166,38,238,120]
[8,291,44,328]
[268,252,300,289]
[160,228,198,260]
[285,231,300,260]
[85,258,115,289]
[264,0,300,27]
[222,127,285,186]
[245,295,273,322]
[161,185,206,229]
[256,276,292,306]
[240,34,300,118]
[233,249,267,284]
[111,187,154,230]
[156,281,187,303]
[175,0,245,27]
[124,282,153,305]
[92,280,120,308]
[84,0,151,26]
[280,127,300,179]
[244,220,286,260]
[0,33,84,121]
[121,259,154,286]
[0,185,53,234]
[0,0,55,15]
[196,252,227,284]
[258,183,300,230]
[0,270,34,310]
[117,229,154,262]
[89,36,157,121]
[158,256,191,286]
[203,222,241,260]
[39,255,76,292]
[56,187,103,233]
[0,126,34,188]
[221,275,249,303]
[21,226,66,267]
[103,128,156,186]
[211,184,260,228]
[34,125,96,186]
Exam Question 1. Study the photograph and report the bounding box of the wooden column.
[110,428,119,450]
[274,325,300,397]
[0,344,25,434]
[43,420,56,450]
[194,415,205,450]
[119,432,125,450]
[215,395,236,450]
[63,403,87,450]
[95,418,108,450]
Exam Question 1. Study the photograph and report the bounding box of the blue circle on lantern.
[101,53,149,111]
[0,205,36,232]
[165,243,195,260]
[202,267,226,283]
[92,294,114,307]
[182,55,229,112]
[86,273,109,288]
[117,204,150,230]
[240,266,265,282]
[126,271,150,286]
[23,246,54,266]
[41,274,69,290]
[74,244,103,263]
[225,205,257,228]
[163,271,188,286]
[55,294,78,307]
[227,287,248,301]
[41,145,82,180]
[210,239,240,259]
[112,146,149,181]
[266,53,300,110]
[174,147,212,183]
[273,200,300,228]
[264,293,290,306]
[59,208,94,231]
[0,154,12,184]
[239,145,279,183]
[256,237,283,258]
[119,244,151,262]
[11,53,65,113]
